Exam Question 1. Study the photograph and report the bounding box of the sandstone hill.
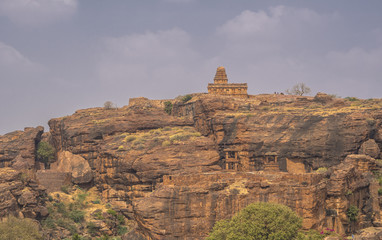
[1,93,382,239]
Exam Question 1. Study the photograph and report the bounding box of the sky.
[1,0,382,134]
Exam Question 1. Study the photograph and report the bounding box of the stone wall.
[36,170,71,193]
[208,83,248,98]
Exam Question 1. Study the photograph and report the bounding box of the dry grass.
[112,126,203,152]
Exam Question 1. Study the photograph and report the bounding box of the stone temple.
[207,66,248,98]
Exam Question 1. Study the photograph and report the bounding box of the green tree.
[36,141,55,166]
[346,205,359,222]
[0,216,43,240]
[207,202,302,240]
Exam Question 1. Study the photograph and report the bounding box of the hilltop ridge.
[1,92,382,239]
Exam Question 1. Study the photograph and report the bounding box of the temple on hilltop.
[207,66,248,98]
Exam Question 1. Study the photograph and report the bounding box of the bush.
[162,140,171,147]
[61,185,71,194]
[42,216,56,229]
[107,209,117,217]
[181,95,192,103]
[71,234,84,240]
[345,97,359,101]
[169,133,192,142]
[123,135,136,142]
[69,210,85,223]
[164,101,173,115]
[104,101,115,109]
[54,202,67,215]
[117,214,125,225]
[0,216,43,240]
[347,205,359,222]
[36,141,55,164]
[117,225,128,235]
[207,202,302,240]
[379,188,382,195]
[87,222,97,234]
[315,167,328,173]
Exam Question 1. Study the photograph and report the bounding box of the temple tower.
[207,66,248,98]
[214,66,228,84]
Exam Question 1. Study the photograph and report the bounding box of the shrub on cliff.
[181,94,192,103]
[207,202,302,240]
[0,216,43,240]
[347,205,359,222]
[36,141,55,165]
[164,101,173,114]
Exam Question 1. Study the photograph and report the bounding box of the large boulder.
[51,151,93,184]
[359,139,380,159]
[0,127,44,169]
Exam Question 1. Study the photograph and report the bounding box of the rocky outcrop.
[172,95,382,170]
[359,139,381,159]
[129,154,379,239]
[0,167,48,219]
[29,94,382,238]
[1,89,382,240]
[0,127,44,170]
[353,227,382,239]
[51,151,93,184]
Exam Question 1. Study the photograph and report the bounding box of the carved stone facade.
[208,66,248,97]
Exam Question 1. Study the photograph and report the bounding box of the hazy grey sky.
[1,0,382,134]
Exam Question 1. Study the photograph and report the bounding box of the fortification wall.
[36,170,71,193]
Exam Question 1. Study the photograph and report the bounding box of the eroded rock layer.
[1,93,382,239]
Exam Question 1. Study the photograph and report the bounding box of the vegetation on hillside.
[207,202,302,240]
[112,126,202,152]
[164,101,173,114]
[207,202,343,240]
[42,186,129,239]
[0,216,43,240]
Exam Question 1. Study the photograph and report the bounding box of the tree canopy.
[36,141,55,164]
[207,202,302,240]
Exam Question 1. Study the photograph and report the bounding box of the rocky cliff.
[1,93,382,239]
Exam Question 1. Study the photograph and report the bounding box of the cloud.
[162,0,195,3]
[0,41,43,80]
[0,0,77,26]
[97,28,209,98]
[211,6,382,98]
[96,6,382,100]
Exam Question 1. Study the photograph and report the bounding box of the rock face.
[0,94,380,238]
[353,227,382,240]
[359,139,381,159]
[51,151,93,184]
[131,154,380,239]
[0,167,48,219]
[44,94,382,239]
[0,127,44,170]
